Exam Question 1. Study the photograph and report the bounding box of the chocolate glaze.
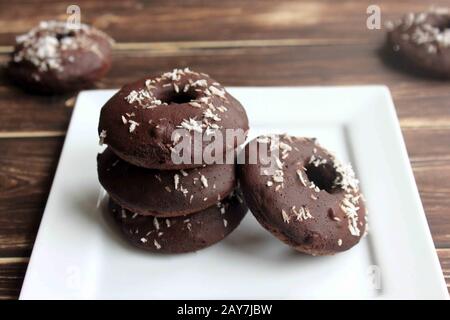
[387,9,450,78]
[108,191,248,253]
[98,148,236,217]
[7,21,113,94]
[98,68,249,169]
[238,134,367,256]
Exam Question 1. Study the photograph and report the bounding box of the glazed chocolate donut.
[98,147,236,217]
[98,68,249,170]
[7,21,114,94]
[386,7,450,78]
[108,191,248,253]
[238,134,367,256]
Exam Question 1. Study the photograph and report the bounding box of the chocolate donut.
[238,134,367,256]
[7,21,114,93]
[386,8,450,78]
[98,68,249,169]
[108,191,248,253]
[98,148,236,217]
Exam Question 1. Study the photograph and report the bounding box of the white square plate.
[20,86,448,299]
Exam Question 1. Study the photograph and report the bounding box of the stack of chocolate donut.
[98,68,368,256]
[97,68,250,253]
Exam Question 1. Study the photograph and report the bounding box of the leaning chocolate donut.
[108,191,248,253]
[7,21,114,93]
[98,68,249,170]
[238,134,367,256]
[386,8,450,78]
[98,148,236,217]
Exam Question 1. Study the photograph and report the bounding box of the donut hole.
[159,88,197,105]
[55,30,76,41]
[304,162,338,194]
[438,23,450,31]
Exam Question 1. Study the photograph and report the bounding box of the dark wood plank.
[0,89,72,135]
[0,138,64,257]
[0,258,28,300]
[0,0,448,45]
[437,249,450,293]
[1,42,450,133]
[404,129,450,247]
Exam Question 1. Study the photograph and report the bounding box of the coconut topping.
[153,239,162,250]
[340,193,361,237]
[217,202,226,215]
[123,68,228,137]
[153,217,160,230]
[174,174,180,190]
[200,174,208,188]
[128,120,139,133]
[333,158,359,193]
[178,118,203,133]
[309,154,327,167]
[99,130,107,146]
[259,135,293,189]
[296,169,307,187]
[292,206,313,221]
[281,209,290,224]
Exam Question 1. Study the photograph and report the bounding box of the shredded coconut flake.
[179,118,203,133]
[200,174,208,188]
[209,86,226,98]
[180,169,188,177]
[296,169,307,187]
[340,194,361,237]
[281,209,290,224]
[174,174,180,190]
[153,217,160,230]
[99,130,107,146]
[128,120,139,133]
[292,206,313,221]
[188,101,202,108]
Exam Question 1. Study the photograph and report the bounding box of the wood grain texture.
[0,138,64,257]
[1,44,450,132]
[405,129,450,247]
[0,0,448,44]
[0,0,449,299]
[437,249,450,291]
[0,258,28,299]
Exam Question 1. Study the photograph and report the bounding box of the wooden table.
[0,0,449,299]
